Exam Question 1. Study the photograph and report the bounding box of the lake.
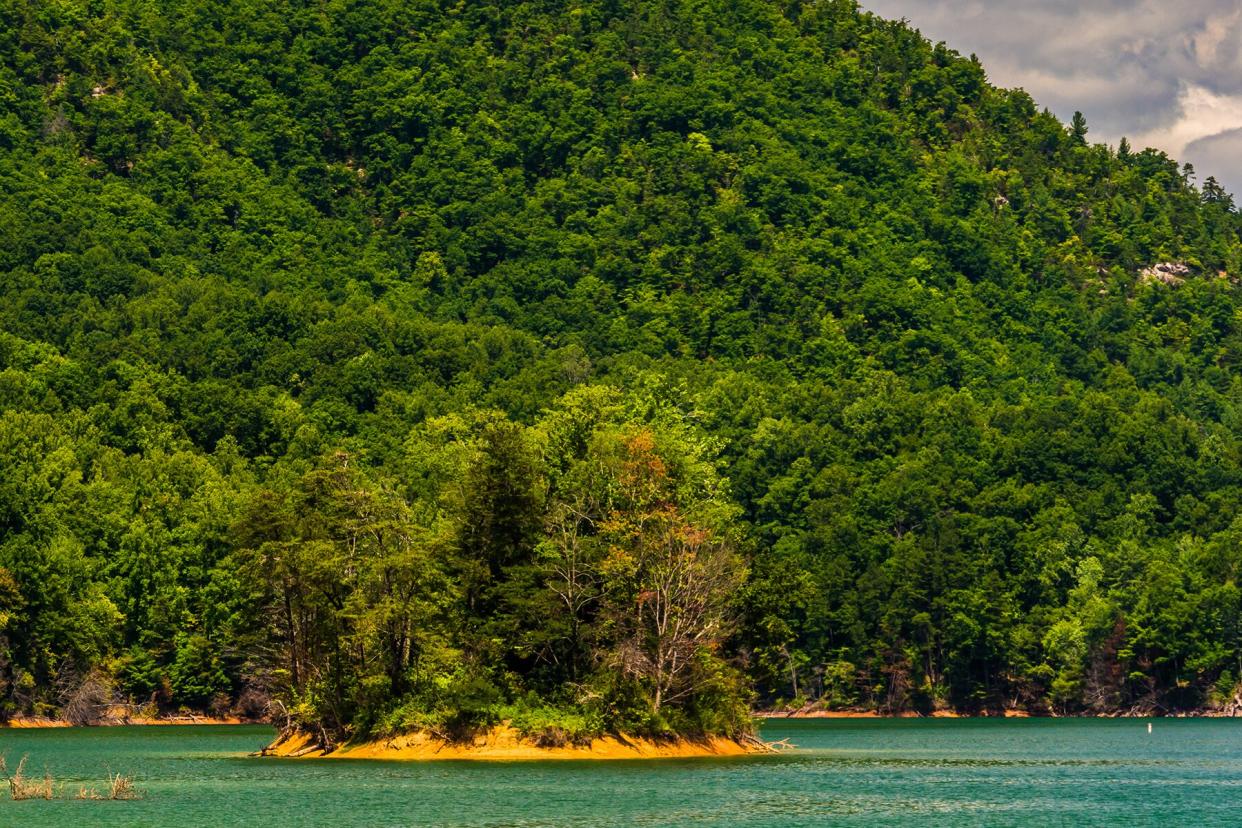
[1,718,1240,826]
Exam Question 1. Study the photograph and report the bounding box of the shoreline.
[753,709,1002,719]
[8,708,1237,729]
[260,725,772,762]
[753,708,1239,719]
[2,715,262,729]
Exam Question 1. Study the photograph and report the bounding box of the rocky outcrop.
[1139,262,1191,286]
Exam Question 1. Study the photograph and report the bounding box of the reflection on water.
[1,719,1241,827]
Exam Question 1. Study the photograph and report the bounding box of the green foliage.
[168,634,229,708]
[0,0,1241,732]
[498,698,603,747]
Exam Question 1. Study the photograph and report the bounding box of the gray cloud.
[1185,128,1242,196]
[861,1,1242,193]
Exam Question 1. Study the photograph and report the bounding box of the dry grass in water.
[71,772,142,801]
[106,771,141,800]
[3,754,142,801]
[6,755,54,800]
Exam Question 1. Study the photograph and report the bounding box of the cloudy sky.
[862,0,1242,196]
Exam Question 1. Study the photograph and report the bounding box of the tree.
[609,506,744,714]
[534,497,604,685]
[1202,176,1235,210]
[457,419,544,612]
[1070,111,1089,143]
[235,451,452,741]
[595,430,747,722]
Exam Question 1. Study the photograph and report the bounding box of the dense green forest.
[2,0,1242,743]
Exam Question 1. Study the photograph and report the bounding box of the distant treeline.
[1,0,1242,741]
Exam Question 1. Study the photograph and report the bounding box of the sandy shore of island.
[261,725,771,761]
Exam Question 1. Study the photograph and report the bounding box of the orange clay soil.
[753,710,918,719]
[262,725,771,761]
[3,717,72,728]
[3,714,250,728]
[755,708,1029,719]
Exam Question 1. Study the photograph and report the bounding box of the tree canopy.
[1,0,1241,738]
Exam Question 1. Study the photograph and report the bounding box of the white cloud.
[1132,85,1242,159]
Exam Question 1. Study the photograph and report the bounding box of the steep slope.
[1,0,1240,735]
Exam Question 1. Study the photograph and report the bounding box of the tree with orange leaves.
[595,430,747,727]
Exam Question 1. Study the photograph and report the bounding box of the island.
[261,726,769,761]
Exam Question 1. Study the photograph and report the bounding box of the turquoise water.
[1,719,1240,826]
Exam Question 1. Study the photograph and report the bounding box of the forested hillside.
[2,0,1241,740]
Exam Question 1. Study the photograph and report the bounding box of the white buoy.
[1148,722,1152,734]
